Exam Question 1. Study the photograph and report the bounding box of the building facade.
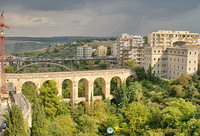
[148,30,200,47]
[77,45,92,58]
[96,46,107,57]
[144,46,198,79]
[119,33,144,66]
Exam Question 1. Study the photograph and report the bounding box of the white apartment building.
[148,30,200,47]
[119,33,144,66]
[76,45,92,58]
[144,46,198,79]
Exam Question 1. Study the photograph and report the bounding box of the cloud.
[5,13,55,27]
[1,0,200,37]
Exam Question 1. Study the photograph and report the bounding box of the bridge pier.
[88,81,93,103]
[104,80,111,99]
[72,81,78,108]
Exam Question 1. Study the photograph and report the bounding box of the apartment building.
[96,46,107,57]
[119,33,144,66]
[148,30,199,47]
[76,45,92,58]
[144,46,198,79]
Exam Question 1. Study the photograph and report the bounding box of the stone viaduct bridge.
[4,69,132,105]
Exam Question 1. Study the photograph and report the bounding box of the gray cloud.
[1,0,200,37]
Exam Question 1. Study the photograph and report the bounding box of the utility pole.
[0,11,10,101]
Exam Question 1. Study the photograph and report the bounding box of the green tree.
[3,104,27,136]
[124,59,137,69]
[47,114,76,136]
[161,98,196,128]
[76,114,98,136]
[177,73,192,87]
[31,98,48,136]
[5,66,15,73]
[170,85,183,97]
[22,82,36,104]
[123,101,150,134]
[39,80,61,117]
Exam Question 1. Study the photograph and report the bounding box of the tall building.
[77,45,92,58]
[144,45,198,79]
[96,46,107,57]
[113,43,119,58]
[148,30,200,47]
[119,33,144,66]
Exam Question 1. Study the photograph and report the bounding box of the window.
[158,64,160,67]
[194,61,196,63]
[189,61,191,63]
[182,51,184,54]
[194,68,196,70]
[158,58,160,61]
[154,58,156,61]
[158,71,159,73]
[189,68,191,71]
[195,52,196,55]
[174,51,176,53]
[158,50,160,53]
[182,66,183,69]
[190,52,191,55]
[178,59,179,62]
[154,50,156,53]
[174,58,176,61]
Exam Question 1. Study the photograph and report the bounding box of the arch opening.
[62,79,72,99]
[78,78,88,98]
[126,75,135,87]
[110,76,121,95]
[93,77,105,98]
[22,81,36,103]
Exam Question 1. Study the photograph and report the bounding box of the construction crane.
[0,11,10,101]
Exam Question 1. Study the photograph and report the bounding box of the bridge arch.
[78,78,89,100]
[15,62,72,73]
[22,81,37,102]
[126,75,135,87]
[62,79,73,99]
[93,77,106,99]
[110,76,121,95]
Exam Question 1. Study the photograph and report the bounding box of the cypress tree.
[31,98,47,136]
[3,103,26,136]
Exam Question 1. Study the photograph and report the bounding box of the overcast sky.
[1,0,200,37]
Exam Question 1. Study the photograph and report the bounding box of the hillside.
[5,36,117,55]
[14,38,117,58]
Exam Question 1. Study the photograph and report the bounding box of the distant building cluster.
[75,30,200,79]
[112,30,200,79]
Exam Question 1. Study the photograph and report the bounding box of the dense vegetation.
[14,38,116,58]
[3,66,198,136]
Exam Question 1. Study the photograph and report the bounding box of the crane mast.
[0,11,9,101]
